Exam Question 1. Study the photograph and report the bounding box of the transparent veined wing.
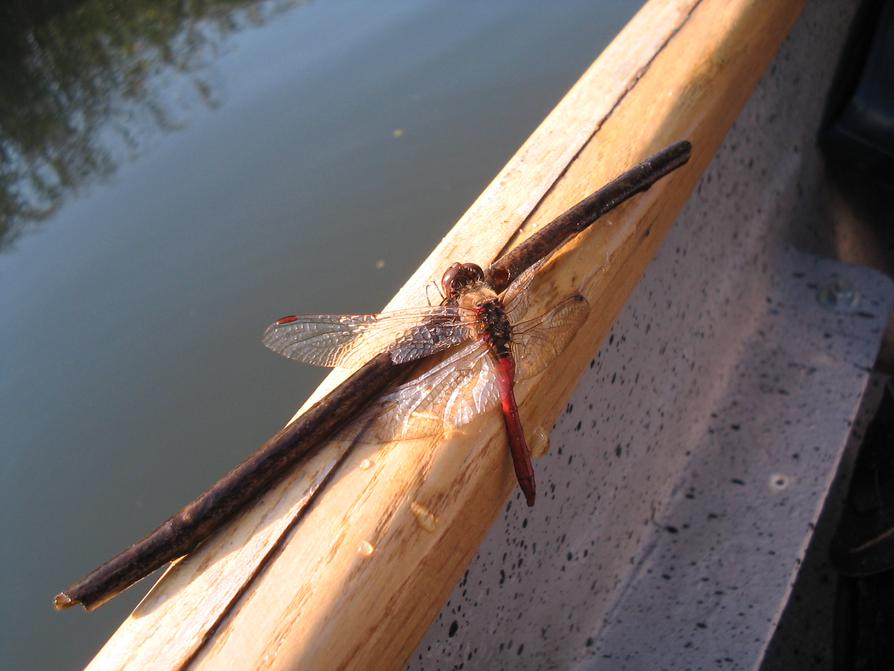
[511,293,589,381]
[502,255,551,323]
[366,341,501,442]
[262,306,477,369]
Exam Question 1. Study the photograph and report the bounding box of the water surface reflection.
[1,0,307,247]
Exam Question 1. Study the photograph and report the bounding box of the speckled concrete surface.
[407,2,893,670]
[578,252,892,670]
[758,372,887,671]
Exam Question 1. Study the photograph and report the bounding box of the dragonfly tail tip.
[520,479,536,507]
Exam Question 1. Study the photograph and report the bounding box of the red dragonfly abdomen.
[494,354,536,506]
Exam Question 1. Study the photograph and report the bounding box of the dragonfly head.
[441,262,485,299]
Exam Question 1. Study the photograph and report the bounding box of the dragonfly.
[263,255,589,506]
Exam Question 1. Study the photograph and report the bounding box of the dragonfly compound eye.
[441,263,485,297]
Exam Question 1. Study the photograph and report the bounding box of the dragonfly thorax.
[453,279,506,351]
[472,298,513,357]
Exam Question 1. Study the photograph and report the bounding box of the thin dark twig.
[487,140,692,291]
[55,352,401,611]
[54,140,691,611]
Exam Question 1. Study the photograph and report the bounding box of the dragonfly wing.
[388,317,476,365]
[263,313,377,367]
[502,255,551,322]
[262,306,473,368]
[368,342,501,442]
[511,294,590,381]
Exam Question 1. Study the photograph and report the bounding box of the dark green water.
[0,1,640,667]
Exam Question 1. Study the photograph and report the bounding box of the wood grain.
[85,0,806,669]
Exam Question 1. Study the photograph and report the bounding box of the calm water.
[1,1,640,667]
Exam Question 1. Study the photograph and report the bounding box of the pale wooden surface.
[86,0,806,669]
